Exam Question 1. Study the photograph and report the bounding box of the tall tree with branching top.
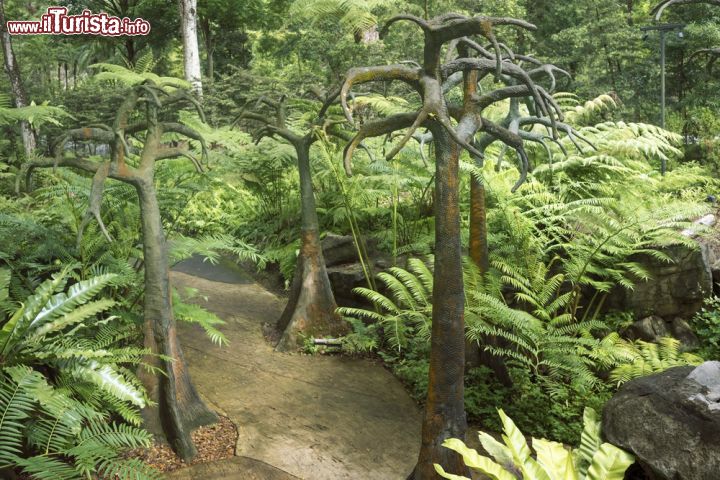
[340,12,575,478]
[16,80,216,461]
[236,91,363,351]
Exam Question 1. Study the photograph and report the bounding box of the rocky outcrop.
[321,234,359,268]
[602,362,720,480]
[625,315,700,350]
[605,242,713,319]
[604,214,718,349]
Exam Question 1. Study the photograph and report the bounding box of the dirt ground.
[167,256,423,480]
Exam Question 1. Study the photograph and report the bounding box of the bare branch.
[340,65,422,124]
[160,122,211,166]
[651,0,720,20]
[77,161,113,247]
[380,14,432,37]
[431,16,536,44]
[342,112,418,175]
[443,58,549,117]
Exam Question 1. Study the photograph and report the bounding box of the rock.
[625,315,670,342]
[321,234,358,267]
[624,316,701,350]
[668,317,701,350]
[326,262,369,308]
[602,362,720,480]
[680,214,716,237]
[320,234,382,268]
[605,243,713,319]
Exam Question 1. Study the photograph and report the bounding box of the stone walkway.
[167,256,422,480]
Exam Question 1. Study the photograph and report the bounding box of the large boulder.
[605,214,718,320]
[602,362,720,480]
[321,234,359,267]
[605,243,713,319]
[326,262,370,308]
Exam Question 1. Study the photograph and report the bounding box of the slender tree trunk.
[276,139,347,351]
[125,38,136,66]
[0,0,36,157]
[468,178,489,273]
[178,0,202,96]
[469,175,513,388]
[409,124,469,480]
[462,67,488,371]
[200,17,214,82]
[136,180,217,460]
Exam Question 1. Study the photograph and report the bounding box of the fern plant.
[338,257,434,354]
[609,337,703,386]
[434,408,634,480]
[0,268,158,479]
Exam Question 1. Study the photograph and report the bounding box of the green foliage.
[89,61,190,89]
[434,407,634,480]
[609,337,704,385]
[173,287,227,346]
[0,100,71,129]
[338,257,433,354]
[691,296,720,359]
[0,269,157,479]
[465,367,613,445]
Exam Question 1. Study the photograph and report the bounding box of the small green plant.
[434,408,634,480]
[691,296,720,359]
[465,367,612,445]
[609,337,704,386]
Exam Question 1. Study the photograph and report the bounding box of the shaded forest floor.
[165,255,422,479]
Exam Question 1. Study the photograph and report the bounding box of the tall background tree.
[178,0,202,95]
[0,0,35,156]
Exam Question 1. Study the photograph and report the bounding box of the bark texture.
[136,182,217,459]
[179,0,203,95]
[409,124,468,480]
[0,0,36,156]
[275,140,347,351]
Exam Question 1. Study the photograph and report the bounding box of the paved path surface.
[167,256,422,480]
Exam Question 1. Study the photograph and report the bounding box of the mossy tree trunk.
[136,180,217,459]
[276,137,347,351]
[409,123,469,480]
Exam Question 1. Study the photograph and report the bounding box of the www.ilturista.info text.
[6,7,150,36]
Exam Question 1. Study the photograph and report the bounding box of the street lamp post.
[641,22,684,174]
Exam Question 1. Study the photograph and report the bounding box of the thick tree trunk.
[409,124,469,480]
[0,0,36,157]
[276,140,347,351]
[178,0,203,96]
[136,181,217,460]
[468,177,489,274]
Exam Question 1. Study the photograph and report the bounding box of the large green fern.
[0,270,157,479]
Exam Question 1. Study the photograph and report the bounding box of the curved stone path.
[167,256,422,480]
